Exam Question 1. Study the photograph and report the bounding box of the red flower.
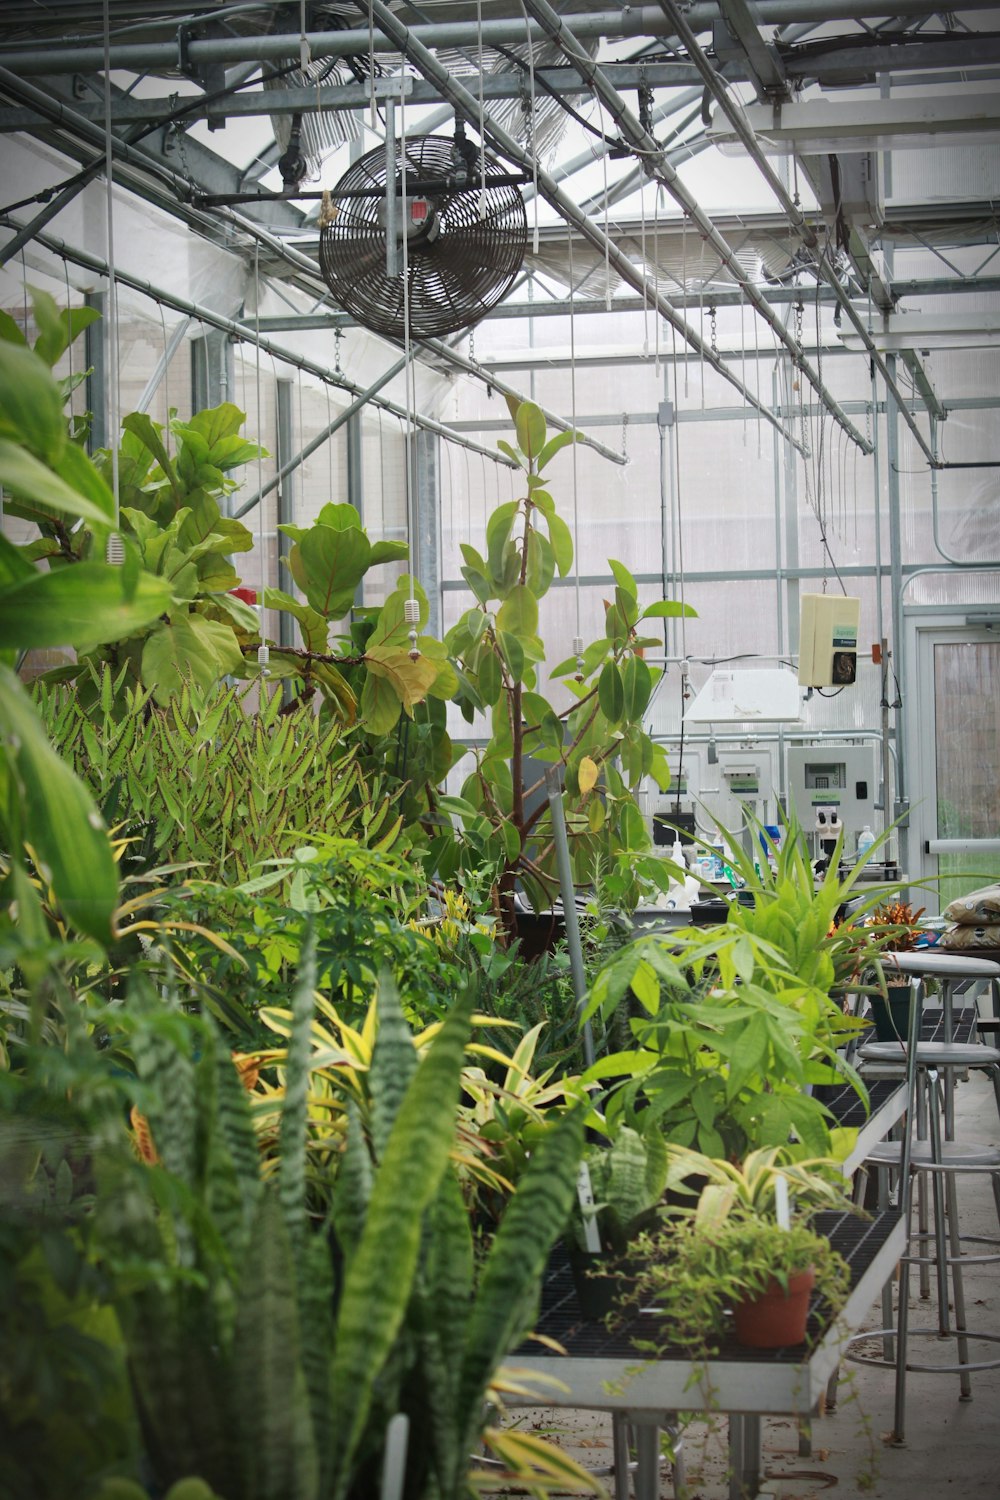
[230,586,258,606]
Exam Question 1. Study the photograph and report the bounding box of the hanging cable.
[567,224,583,678]
[476,0,487,219]
[101,0,123,562]
[368,0,378,133]
[598,90,612,310]
[669,319,688,662]
[518,1,540,256]
[252,240,269,678]
[158,301,171,451]
[63,256,74,424]
[639,178,649,358]
[398,80,421,658]
[324,377,333,498]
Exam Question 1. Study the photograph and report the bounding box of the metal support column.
[346,412,364,520]
[84,290,106,454]
[884,351,908,870]
[191,327,233,415]
[775,356,799,812]
[414,428,441,640]
[275,378,296,648]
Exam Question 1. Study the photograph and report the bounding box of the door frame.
[903,605,1000,903]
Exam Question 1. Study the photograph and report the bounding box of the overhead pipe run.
[363,0,806,456]
[655,0,940,467]
[523,0,872,457]
[1,2,995,77]
[0,70,619,471]
[0,221,518,491]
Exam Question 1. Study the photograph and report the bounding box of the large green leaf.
[30,287,101,369]
[621,654,653,721]
[122,411,182,502]
[297,523,372,618]
[328,992,473,1498]
[0,563,172,653]
[0,439,112,528]
[598,661,625,724]
[0,665,117,945]
[545,511,574,576]
[514,401,547,465]
[485,501,519,580]
[141,612,243,704]
[456,1107,584,1451]
[641,599,699,619]
[536,427,577,472]
[0,339,66,462]
[264,587,329,654]
[360,668,403,734]
[49,438,116,521]
[496,583,538,637]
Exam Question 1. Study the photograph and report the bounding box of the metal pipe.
[521,0,867,455]
[136,315,191,413]
[545,766,595,1070]
[928,415,1000,566]
[2,219,518,482]
[366,0,805,456]
[418,338,626,466]
[655,0,938,466]
[884,351,908,869]
[233,355,409,519]
[1,3,992,77]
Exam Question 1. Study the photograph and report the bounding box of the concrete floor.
[510,1069,1000,1499]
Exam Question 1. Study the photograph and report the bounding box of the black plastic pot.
[566,1247,638,1322]
[870,984,912,1042]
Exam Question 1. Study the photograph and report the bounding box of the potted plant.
[864,900,927,1041]
[627,1147,854,1353]
[566,1124,668,1317]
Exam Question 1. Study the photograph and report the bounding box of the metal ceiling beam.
[708,91,1000,152]
[1,220,519,488]
[714,0,791,101]
[655,0,939,463]
[0,76,621,466]
[3,3,996,78]
[364,0,806,455]
[241,270,1000,330]
[782,34,1000,86]
[0,69,304,231]
[0,64,715,131]
[522,0,870,453]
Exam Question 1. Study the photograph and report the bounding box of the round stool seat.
[859,1041,1000,1067]
[866,1138,1000,1170]
[881,952,1000,980]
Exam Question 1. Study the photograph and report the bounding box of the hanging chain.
[709,304,718,359]
[333,326,342,376]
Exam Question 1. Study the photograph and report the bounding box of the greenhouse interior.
[2,1,1000,1497]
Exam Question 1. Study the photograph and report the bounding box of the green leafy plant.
[438,396,695,935]
[581,920,868,1162]
[569,1124,668,1255]
[629,1211,850,1356]
[36,673,401,884]
[0,301,175,953]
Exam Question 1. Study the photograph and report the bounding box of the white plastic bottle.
[857,824,875,860]
[671,835,686,868]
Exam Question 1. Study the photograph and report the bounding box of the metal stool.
[845,979,1000,1442]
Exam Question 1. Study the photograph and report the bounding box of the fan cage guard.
[319,135,527,340]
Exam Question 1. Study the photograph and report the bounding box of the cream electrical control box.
[797,594,861,687]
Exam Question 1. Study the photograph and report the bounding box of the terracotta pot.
[732,1266,816,1348]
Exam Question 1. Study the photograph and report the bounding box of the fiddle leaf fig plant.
[442,396,696,933]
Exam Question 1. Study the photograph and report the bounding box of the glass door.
[908,618,1000,910]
